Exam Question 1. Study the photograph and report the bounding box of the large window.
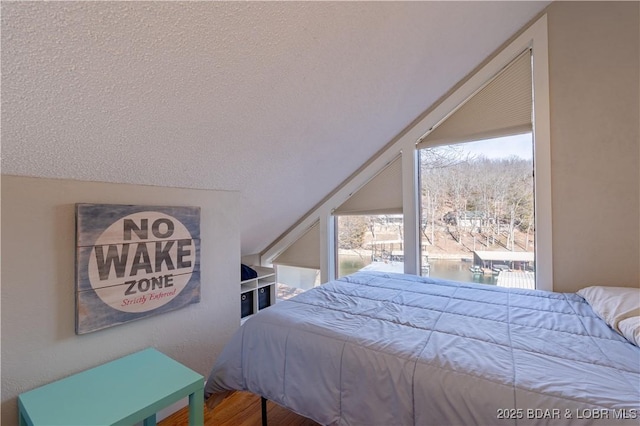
[419,134,535,289]
[416,48,537,289]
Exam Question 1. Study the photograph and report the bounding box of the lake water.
[339,257,498,285]
[428,259,498,285]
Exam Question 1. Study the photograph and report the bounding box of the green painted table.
[18,348,204,426]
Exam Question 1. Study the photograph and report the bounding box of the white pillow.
[618,316,640,346]
[577,286,640,346]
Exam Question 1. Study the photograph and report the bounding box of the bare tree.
[337,216,368,251]
[419,144,534,255]
[420,147,470,246]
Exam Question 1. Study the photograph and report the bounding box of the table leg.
[18,410,28,426]
[143,413,157,426]
[189,389,204,426]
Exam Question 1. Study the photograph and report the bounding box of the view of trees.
[337,216,368,251]
[420,144,534,255]
[337,215,403,256]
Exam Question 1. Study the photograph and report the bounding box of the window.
[275,264,320,300]
[417,50,538,289]
[336,214,404,277]
[332,157,404,278]
[272,221,321,298]
[419,133,535,289]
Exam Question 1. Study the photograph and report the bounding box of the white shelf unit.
[240,266,276,321]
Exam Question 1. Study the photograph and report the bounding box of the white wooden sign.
[75,204,201,334]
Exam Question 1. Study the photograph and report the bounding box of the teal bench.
[18,348,204,426]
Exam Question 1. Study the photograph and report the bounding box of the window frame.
[401,16,551,290]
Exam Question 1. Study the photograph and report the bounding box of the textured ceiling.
[1,1,549,256]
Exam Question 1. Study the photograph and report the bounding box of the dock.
[496,271,535,290]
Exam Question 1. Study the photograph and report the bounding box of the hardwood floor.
[159,391,320,426]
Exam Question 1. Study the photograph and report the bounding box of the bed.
[205,271,640,425]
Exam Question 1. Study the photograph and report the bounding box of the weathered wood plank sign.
[75,204,201,334]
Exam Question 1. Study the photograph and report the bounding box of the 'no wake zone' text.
[87,215,197,312]
[94,239,192,293]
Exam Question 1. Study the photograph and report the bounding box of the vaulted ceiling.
[1,1,550,255]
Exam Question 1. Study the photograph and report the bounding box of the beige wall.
[547,1,640,292]
[1,175,240,425]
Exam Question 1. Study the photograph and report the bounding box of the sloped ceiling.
[1,1,549,255]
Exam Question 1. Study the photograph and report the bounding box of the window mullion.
[402,149,420,275]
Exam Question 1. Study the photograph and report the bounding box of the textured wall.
[1,176,240,425]
[547,1,640,292]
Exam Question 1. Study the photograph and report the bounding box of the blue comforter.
[205,271,640,425]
